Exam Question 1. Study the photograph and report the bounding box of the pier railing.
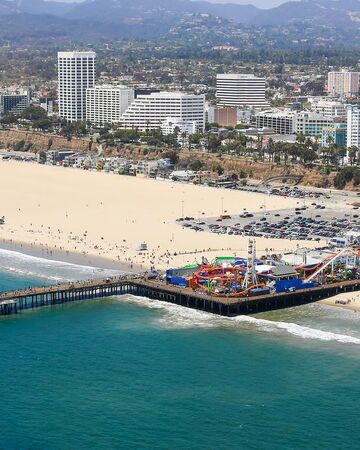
[0,276,360,317]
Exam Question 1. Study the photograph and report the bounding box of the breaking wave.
[0,248,121,281]
[120,295,360,345]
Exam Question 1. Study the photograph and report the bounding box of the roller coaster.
[189,245,360,298]
[190,265,267,297]
[297,247,360,284]
[190,239,269,297]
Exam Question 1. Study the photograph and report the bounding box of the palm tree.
[311,135,320,154]
[329,144,339,170]
[326,134,334,148]
[256,135,264,161]
[348,146,358,166]
[267,137,275,162]
[320,146,330,167]
[337,146,347,167]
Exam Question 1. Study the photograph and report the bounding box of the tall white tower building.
[58,51,96,122]
[327,70,360,98]
[347,105,360,149]
[216,74,269,109]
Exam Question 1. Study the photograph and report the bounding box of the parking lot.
[236,184,328,200]
[177,188,360,243]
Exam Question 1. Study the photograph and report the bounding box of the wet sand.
[0,238,141,272]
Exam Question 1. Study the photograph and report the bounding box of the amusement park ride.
[185,240,360,298]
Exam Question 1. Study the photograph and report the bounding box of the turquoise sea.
[0,248,359,449]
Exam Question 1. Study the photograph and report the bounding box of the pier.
[0,275,360,317]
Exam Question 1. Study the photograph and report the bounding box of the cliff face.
[105,146,333,189]
[178,151,333,189]
[0,129,337,189]
[0,129,91,153]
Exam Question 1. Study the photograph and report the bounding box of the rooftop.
[272,265,298,278]
[58,51,96,58]
[217,74,263,80]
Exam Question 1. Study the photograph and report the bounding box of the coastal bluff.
[0,128,338,189]
[0,129,91,153]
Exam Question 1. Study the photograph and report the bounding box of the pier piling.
[0,277,359,318]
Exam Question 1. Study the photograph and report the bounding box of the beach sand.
[0,161,324,272]
[0,238,142,272]
[320,292,360,312]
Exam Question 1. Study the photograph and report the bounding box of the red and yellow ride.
[189,265,266,297]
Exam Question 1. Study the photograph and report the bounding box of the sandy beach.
[320,292,360,312]
[0,161,325,271]
[0,238,142,272]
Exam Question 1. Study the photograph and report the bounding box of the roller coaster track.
[304,248,358,283]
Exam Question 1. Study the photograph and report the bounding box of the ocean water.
[0,249,360,449]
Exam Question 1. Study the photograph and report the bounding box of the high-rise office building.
[119,92,205,131]
[255,109,333,136]
[58,51,96,122]
[255,109,296,134]
[216,74,269,109]
[347,105,360,148]
[311,100,348,118]
[294,111,333,136]
[327,70,360,98]
[0,89,31,116]
[86,85,134,125]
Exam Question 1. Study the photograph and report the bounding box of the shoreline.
[0,161,312,271]
[1,237,359,315]
[319,293,360,313]
[0,238,142,273]
[0,161,358,316]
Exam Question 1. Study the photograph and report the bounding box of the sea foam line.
[232,315,360,345]
[0,247,119,281]
[121,295,360,345]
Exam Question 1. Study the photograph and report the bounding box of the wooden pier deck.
[0,276,360,317]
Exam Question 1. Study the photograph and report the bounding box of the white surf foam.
[121,295,360,345]
[232,315,360,345]
[0,247,121,281]
[123,295,225,329]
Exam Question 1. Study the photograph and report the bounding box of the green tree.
[189,133,202,145]
[38,150,46,164]
[207,135,221,153]
[21,106,47,121]
[189,159,204,171]
[0,114,17,125]
[162,150,179,166]
[13,140,25,151]
[34,118,53,131]
[348,146,358,166]
[334,167,360,189]
[212,163,224,176]
[296,133,306,145]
